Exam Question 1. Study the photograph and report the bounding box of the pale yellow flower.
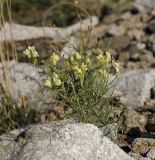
[85,58,91,66]
[98,69,109,80]
[72,65,79,71]
[97,69,104,80]
[70,55,75,62]
[53,72,62,86]
[45,77,52,88]
[50,53,59,65]
[81,63,88,73]
[75,52,81,60]
[23,46,39,58]
[97,53,106,66]
[105,51,111,63]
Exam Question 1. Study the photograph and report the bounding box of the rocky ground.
[1,0,155,159]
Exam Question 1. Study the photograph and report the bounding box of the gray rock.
[134,0,155,12]
[147,147,155,159]
[0,16,98,42]
[0,121,133,160]
[0,61,52,111]
[114,69,155,108]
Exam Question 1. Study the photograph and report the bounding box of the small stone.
[106,35,130,51]
[140,50,155,64]
[130,53,140,62]
[118,52,130,62]
[137,43,146,50]
[128,29,144,41]
[103,14,118,24]
[107,24,126,36]
[48,112,57,122]
[120,12,132,20]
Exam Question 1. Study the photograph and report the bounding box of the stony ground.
[1,0,155,159]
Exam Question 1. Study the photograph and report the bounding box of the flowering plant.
[24,47,119,126]
[45,50,119,126]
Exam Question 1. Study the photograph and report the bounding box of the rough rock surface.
[0,61,52,111]
[0,121,133,160]
[114,69,155,108]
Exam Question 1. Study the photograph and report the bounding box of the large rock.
[114,69,155,108]
[0,61,52,111]
[0,121,133,160]
[0,16,98,42]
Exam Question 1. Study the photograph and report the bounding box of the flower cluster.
[65,52,91,86]
[23,46,39,64]
[44,50,119,89]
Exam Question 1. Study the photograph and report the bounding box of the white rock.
[0,16,98,42]
[0,121,133,160]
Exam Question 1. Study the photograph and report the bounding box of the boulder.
[0,121,133,160]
